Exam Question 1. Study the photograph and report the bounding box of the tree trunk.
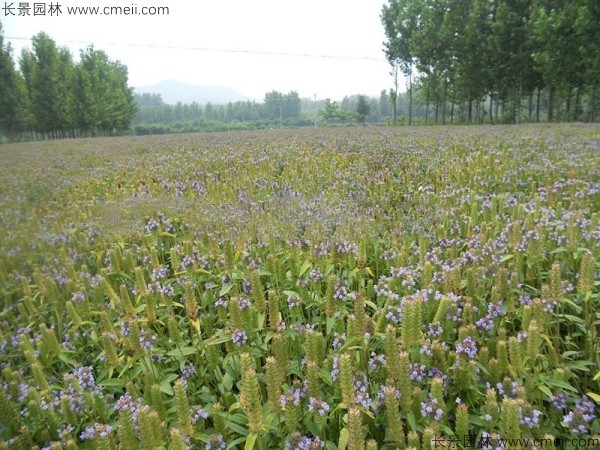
[591,82,597,123]
[467,96,472,124]
[450,100,454,124]
[425,83,430,125]
[528,93,533,121]
[536,88,541,123]
[565,86,572,121]
[548,86,554,122]
[442,79,448,124]
[489,93,494,125]
[408,71,413,126]
[574,85,582,122]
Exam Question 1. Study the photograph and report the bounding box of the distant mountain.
[135,79,249,105]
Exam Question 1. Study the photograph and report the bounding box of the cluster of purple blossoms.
[456,336,478,359]
[410,364,427,382]
[285,436,325,450]
[385,305,403,324]
[181,363,196,379]
[237,296,252,310]
[368,352,386,371]
[427,321,443,338]
[374,386,401,412]
[287,294,301,309]
[476,314,494,332]
[488,300,503,318]
[374,278,399,300]
[18,383,29,402]
[332,332,346,350]
[214,298,228,309]
[71,291,86,303]
[354,380,372,409]
[147,281,174,297]
[180,255,195,270]
[308,268,323,283]
[80,423,113,441]
[151,265,170,281]
[420,395,443,421]
[519,407,541,428]
[495,381,519,398]
[139,330,157,351]
[333,279,349,301]
[231,328,247,346]
[115,392,143,423]
[308,397,330,416]
[331,356,340,381]
[281,385,305,408]
[564,396,596,435]
[551,392,567,410]
[205,434,226,450]
[145,217,160,233]
[190,405,209,425]
[72,366,95,389]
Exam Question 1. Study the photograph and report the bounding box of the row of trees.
[132,92,394,134]
[0,24,136,140]
[381,0,600,124]
[133,91,302,127]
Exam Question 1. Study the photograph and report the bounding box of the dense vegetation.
[382,0,600,124]
[0,125,598,449]
[0,24,137,140]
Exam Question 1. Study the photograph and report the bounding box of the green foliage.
[382,0,600,124]
[0,29,136,140]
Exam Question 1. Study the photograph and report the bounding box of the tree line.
[0,24,136,140]
[131,92,395,134]
[381,0,600,124]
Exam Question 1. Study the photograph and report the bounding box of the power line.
[5,36,387,62]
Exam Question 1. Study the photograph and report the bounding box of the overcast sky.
[2,0,397,100]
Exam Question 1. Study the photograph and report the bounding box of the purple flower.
[519,407,541,428]
[332,332,346,350]
[190,405,209,424]
[139,330,156,351]
[80,423,112,441]
[237,297,251,310]
[287,294,301,309]
[308,397,330,416]
[456,336,478,359]
[564,396,596,434]
[205,434,226,450]
[232,328,247,346]
[420,395,443,421]
[73,366,95,389]
[354,379,371,409]
[427,321,443,338]
[181,363,196,379]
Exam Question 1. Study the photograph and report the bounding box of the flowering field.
[0,125,598,449]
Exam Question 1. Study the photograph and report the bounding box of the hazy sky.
[3,0,397,100]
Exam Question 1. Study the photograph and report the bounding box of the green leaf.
[406,411,418,431]
[244,432,258,450]
[166,346,197,356]
[538,385,553,399]
[160,380,174,396]
[58,352,78,367]
[337,428,348,450]
[299,261,312,277]
[224,420,249,436]
[587,392,600,405]
[99,379,126,388]
[220,283,234,296]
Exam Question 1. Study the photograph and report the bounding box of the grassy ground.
[0,124,599,449]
